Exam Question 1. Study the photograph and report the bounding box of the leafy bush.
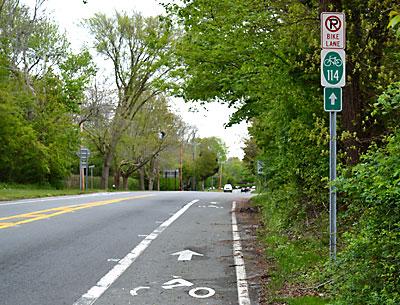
[331,131,400,305]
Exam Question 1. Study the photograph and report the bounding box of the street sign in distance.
[324,87,342,112]
[256,160,264,175]
[77,148,91,158]
[321,49,345,87]
[321,12,345,49]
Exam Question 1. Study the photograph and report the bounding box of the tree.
[116,95,185,190]
[83,11,176,189]
[182,136,226,190]
[167,0,400,162]
[0,0,94,186]
[242,137,259,176]
[222,157,254,186]
[0,0,69,95]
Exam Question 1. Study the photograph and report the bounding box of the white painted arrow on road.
[329,93,337,105]
[171,250,204,261]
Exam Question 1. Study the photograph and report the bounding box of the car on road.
[223,184,233,192]
[241,186,251,193]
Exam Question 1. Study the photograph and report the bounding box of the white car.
[223,184,233,193]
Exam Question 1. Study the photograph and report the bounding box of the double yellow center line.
[0,194,154,230]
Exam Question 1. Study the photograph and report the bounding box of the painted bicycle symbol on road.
[130,276,216,299]
[323,55,343,67]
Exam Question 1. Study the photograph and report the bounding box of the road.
[0,191,254,305]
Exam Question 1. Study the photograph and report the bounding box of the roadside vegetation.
[1,0,399,303]
[0,0,251,194]
[0,183,95,201]
[165,0,400,304]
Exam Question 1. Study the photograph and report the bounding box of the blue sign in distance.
[321,49,345,87]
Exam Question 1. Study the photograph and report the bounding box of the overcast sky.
[21,0,249,159]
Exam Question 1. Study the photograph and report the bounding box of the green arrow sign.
[321,49,345,87]
[324,87,342,112]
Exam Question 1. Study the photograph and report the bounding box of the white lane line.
[232,201,251,305]
[72,199,199,305]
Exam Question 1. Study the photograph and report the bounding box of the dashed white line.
[72,199,200,305]
[232,201,251,305]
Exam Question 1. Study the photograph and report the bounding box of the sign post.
[77,148,91,192]
[321,12,345,261]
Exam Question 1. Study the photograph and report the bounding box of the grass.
[252,193,331,304]
[284,296,330,305]
[0,183,101,201]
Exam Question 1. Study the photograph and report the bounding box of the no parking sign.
[321,12,345,49]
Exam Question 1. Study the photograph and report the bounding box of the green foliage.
[195,142,219,180]
[285,296,330,305]
[388,10,400,37]
[0,1,90,186]
[182,136,226,189]
[0,183,87,201]
[372,81,400,132]
[167,1,400,304]
[83,11,176,188]
[222,157,254,185]
[60,50,96,113]
[252,194,329,303]
[331,130,400,305]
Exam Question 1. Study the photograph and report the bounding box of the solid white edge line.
[72,199,199,305]
[232,201,252,305]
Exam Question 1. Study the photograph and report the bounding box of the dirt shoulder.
[234,197,268,305]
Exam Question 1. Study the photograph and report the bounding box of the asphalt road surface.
[0,191,254,305]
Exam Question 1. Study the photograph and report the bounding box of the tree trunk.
[320,0,363,164]
[319,0,342,12]
[156,158,161,191]
[100,152,113,189]
[342,69,363,164]
[139,167,145,191]
[114,167,121,190]
[122,175,129,190]
[146,158,156,191]
[148,178,154,191]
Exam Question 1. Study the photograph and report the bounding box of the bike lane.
[82,196,239,305]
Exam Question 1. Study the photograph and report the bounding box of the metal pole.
[79,159,82,192]
[85,164,89,191]
[329,111,337,260]
[179,142,183,191]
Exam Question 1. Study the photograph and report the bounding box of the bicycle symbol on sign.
[324,56,343,67]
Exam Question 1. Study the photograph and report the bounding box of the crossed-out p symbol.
[325,16,341,32]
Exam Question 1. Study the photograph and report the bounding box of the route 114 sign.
[321,49,345,87]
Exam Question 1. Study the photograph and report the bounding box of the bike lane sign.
[321,49,345,87]
[321,12,345,49]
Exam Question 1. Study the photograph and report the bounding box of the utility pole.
[218,162,223,190]
[179,141,183,191]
